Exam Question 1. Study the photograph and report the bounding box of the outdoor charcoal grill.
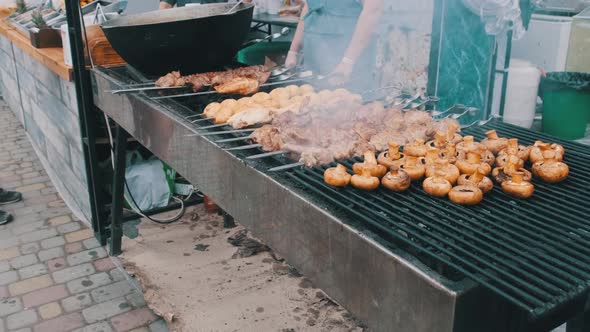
[90,65,590,332]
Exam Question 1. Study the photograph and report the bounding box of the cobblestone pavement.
[0,100,166,332]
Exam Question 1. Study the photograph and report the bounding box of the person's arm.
[285,1,308,68]
[330,0,383,83]
[159,0,173,9]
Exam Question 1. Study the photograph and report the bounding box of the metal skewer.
[268,162,304,172]
[246,150,288,160]
[224,144,262,151]
[215,136,253,143]
[191,129,256,136]
[198,123,229,130]
[191,117,214,123]
[109,86,188,94]
[184,114,203,119]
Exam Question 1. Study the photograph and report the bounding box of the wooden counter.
[0,17,72,81]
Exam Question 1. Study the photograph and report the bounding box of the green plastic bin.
[541,72,590,140]
[237,41,291,66]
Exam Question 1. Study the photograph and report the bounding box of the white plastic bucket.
[503,59,542,128]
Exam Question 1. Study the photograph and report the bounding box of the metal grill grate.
[98,66,590,320]
[279,120,590,320]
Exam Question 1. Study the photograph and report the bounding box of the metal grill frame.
[91,66,590,332]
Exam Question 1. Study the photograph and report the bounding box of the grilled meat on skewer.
[214,77,260,95]
[155,66,271,93]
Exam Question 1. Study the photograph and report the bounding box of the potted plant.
[15,0,27,14]
[29,9,62,48]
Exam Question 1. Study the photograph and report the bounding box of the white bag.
[124,151,172,211]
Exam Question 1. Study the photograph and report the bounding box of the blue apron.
[303,0,377,92]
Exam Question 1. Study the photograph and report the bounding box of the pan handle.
[240,27,291,49]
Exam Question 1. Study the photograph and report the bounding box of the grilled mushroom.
[351,166,380,191]
[426,131,448,149]
[529,141,565,163]
[532,151,569,183]
[458,167,494,193]
[440,144,458,164]
[498,138,530,162]
[449,185,484,205]
[381,166,411,192]
[399,156,426,181]
[481,130,508,154]
[424,147,441,165]
[492,155,532,184]
[377,142,405,169]
[423,170,453,198]
[456,147,492,175]
[425,159,460,185]
[403,139,428,157]
[324,164,351,187]
[501,171,534,198]
[353,151,387,178]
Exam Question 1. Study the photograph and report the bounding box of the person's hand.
[285,50,299,69]
[328,60,354,86]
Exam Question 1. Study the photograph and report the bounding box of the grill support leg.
[223,211,236,229]
[566,309,590,332]
[109,124,128,256]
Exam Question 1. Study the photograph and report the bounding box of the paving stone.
[82,238,101,250]
[57,222,82,234]
[109,269,126,282]
[18,263,48,280]
[72,321,114,332]
[47,215,71,226]
[33,312,84,332]
[40,236,65,249]
[47,200,66,208]
[0,261,9,273]
[46,257,67,272]
[0,247,20,261]
[52,263,94,284]
[8,274,53,296]
[93,258,116,273]
[19,229,58,243]
[65,242,84,254]
[9,254,37,269]
[0,238,19,251]
[11,328,32,332]
[11,221,46,235]
[13,183,44,193]
[91,280,136,304]
[61,293,93,313]
[38,302,62,319]
[67,248,107,266]
[19,243,40,255]
[65,230,93,243]
[129,328,149,332]
[0,271,18,286]
[0,286,7,299]
[67,273,111,294]
[111,308,157,332]
[125,292,146,309]
[0,297,22,317]
[150,319,169,332]
[82,297,131,324]
[38,247,65,262]
[6,309,37,330]
[22,284,68,308]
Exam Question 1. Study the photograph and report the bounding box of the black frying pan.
[101,3,254,76]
